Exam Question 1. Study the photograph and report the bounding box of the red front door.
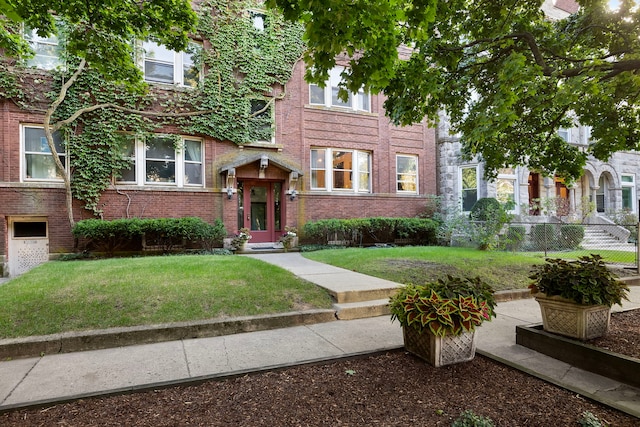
[242,181,283,243]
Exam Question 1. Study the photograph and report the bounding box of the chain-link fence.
[504,222,638,269]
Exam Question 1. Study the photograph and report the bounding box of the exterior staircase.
[581,228,636,252]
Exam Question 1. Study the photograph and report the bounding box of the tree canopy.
[0,0,197,85]
[267,0,640,180]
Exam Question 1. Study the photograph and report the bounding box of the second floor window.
[24,26,62,70]
[309,67,371,112]
[249,99,274,143]
[143,41,201,87]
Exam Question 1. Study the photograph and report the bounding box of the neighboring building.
[0,4,436,276]
[437,0,639,225]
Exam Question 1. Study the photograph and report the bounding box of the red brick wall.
[0,59,438,256]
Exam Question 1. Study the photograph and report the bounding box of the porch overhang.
[218,151,304,176]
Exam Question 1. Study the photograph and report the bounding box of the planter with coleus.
[528,254,630,340]
[389,276,496,367]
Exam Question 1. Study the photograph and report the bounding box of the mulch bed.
[2,311,639,426]
[587,308,640,359]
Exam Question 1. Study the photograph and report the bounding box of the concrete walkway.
[0,253,639,418]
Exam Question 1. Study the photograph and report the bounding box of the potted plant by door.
[389,276,496,367]
[231,228,252,252]
[528,254,629,340]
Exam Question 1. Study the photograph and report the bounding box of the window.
[622,174,635,212]
[116,135,203,187]
[396,155,418,193]
[250,99,274,143]
[309,66,371,112]
[22,126,65,181]
[143,41,201,87]
[24,26,62,70]
[558,128,571,142]
[311,148,371,192]
[250,11,266,31]
[496,168,517,208]
[460,166,478,212]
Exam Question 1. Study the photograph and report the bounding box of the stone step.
[331,285,400,304]
[333,299,391,320]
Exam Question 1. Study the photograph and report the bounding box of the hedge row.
[72,217,226,255]
[302,217,439,246]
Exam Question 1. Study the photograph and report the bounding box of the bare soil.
[2,309,638,427]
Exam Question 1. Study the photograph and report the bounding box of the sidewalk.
[1,253,639,417]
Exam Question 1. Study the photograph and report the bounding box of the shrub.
[72,218,144,255]
[470,198,502,221]
[504,225,526,251]
[73,217,226,255]
[301,217,439,246]
[530,223,557,251]
[559,224,584,249]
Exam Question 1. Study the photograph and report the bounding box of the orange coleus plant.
[390,276,496,337]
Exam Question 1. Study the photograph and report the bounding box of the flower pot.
[534,293,610,340]
[402,326,477,367]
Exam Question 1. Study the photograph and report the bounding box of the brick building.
[0,7,436,276]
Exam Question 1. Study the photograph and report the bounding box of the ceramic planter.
[534,293,610,340]
[402,326,477,367]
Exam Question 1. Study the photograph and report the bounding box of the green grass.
[303,246,547,291]
[0,256,333,339]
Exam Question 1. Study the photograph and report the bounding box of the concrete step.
[331,285,400,304]
[333,299,391,320]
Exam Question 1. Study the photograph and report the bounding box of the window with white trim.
[396,155,418,193]
[117,135,203,187]
[309,67,371,112]
[460,165,479,212]
[24,26,62,70]
[311,148,371,192]
[621,174,635,212]
[250,11,266,31]
[496,167,518,208]
[143,41,201,87]
[558,128,571,142]
[22,125,66,181]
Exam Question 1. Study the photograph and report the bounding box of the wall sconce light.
[286,171,299,201]
[225,168,236,200]
[259,154,269,179]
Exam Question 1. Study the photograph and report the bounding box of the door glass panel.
[250,185,268,231]
[274,182,282,231]
[237,181,244,230]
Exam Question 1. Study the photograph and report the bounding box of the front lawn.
[0,255,333,339]
[303,246,547,291]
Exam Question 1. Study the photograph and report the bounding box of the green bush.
[301,217,439,246]
[470,198,502,221]
[560,224,585,249]
[72,218,144,255]
[530,223,557,251]
[505,225,526,251]
[73,217,226,255]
